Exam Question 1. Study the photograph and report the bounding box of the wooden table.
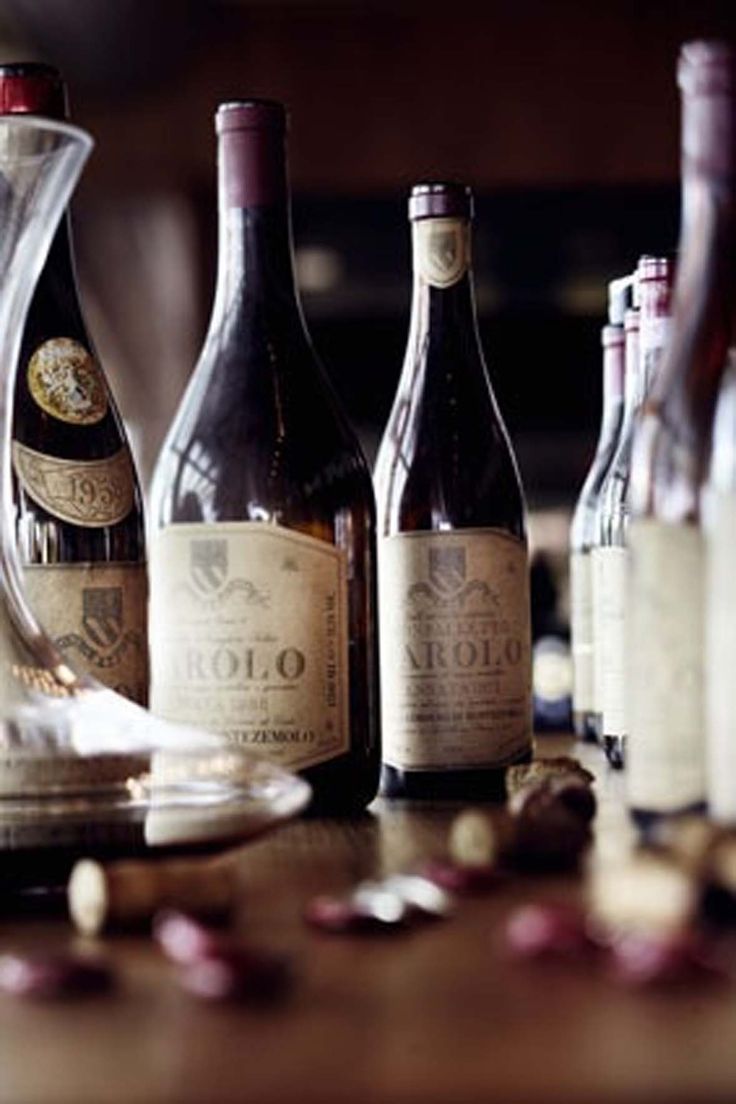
[0,735,733,1104]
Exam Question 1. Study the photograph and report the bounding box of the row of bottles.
[4,75,532,811]
[571,40,736,825]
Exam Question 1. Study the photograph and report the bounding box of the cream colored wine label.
[12,442,135,528]
[597,545,628,738]
[23,562,148,705]
[627,519,705,812]
[378,528,532,770]
[570,550,594,713]
[591,547,606,716]
[413,218,470,288]
[706,492,736,822]
[149,522,350,772]
[27,338,108,425]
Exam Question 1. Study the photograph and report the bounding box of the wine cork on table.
[68,854,239,936]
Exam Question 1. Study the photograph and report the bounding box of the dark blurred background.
[1,0,734,526]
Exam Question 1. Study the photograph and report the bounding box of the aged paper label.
[705,492,736,822]
[570,550,594,713]
[413,217,470,288]
[378,528,532,770]
[627,519,705,812]
[13,442,135,528]
[597,545,628,738]
[27,337,108,425]
[23,561,148,705]
[149,522,350,772]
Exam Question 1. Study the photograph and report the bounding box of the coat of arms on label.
[82,587,123,649]
[27,338,108,425]
[190,539,228,594]
[414,218,469,289]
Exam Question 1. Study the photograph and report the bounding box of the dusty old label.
[27,338,108,425]
[378,528,532,770]
[149,522,350,772]
[705,492,736,822]
[23,562,148,705]
[627,519,705,812]
[597,545,628,738]
[413,217,470,288]
[13,442,135,528]
[570,550,594,713]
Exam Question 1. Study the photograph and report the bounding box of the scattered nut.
[589,852,697,937]
[512,786,592,871]
[506,757,594,799]
[449,809,515,868]
[0,952,115,1000]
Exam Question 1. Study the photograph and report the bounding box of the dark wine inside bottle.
[375,182,532,801]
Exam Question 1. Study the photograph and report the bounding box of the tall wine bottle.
[595,256,673,769]
[149,100,379,813]
[569,275,629,742]
[627,42,736,823]
[1,62,148,704]
[374,182,532,801]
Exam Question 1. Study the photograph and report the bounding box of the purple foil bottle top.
[216,99,288,208]
[409,182,474,221]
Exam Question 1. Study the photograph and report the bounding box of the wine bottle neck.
[212,122,301,322]
[408,217,481,346]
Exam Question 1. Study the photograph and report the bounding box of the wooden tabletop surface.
[0,735,733,1104]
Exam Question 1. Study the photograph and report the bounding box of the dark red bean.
[153,910,229,965]
[420,859,500,896]
[0,952,114,999]
[504,903,595,960]
[179,947,291,1004]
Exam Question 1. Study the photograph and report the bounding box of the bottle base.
[603,734,626,770]
[628,800,707,836]
[573,710,599,743]
[380,748,533,803]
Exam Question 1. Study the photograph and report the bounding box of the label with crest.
[413,217,470,288]
[149,521,350,772]
[23,562,148,705]
[379,528,532,770]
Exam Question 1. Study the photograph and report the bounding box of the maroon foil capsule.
[153,910,229,965]
[179,947,291,1004]
[420,859,500,895]
[504,904,595,961]
[0,952,115,999]
[609,931,720,988]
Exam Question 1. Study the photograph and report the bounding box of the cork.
[68,854,238,936]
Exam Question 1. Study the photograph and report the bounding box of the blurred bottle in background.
[569,274,630,741]
[597,256,673,769]
[628,41,736,825]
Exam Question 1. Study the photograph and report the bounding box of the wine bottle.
[595,257,673,769]
[149,100,379,813]
[569,275,629,742]
[374,182,532,800]
[1,62,148,705]
[627,42,736,823]
[591,305,639,754]
[705,356,736,822]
